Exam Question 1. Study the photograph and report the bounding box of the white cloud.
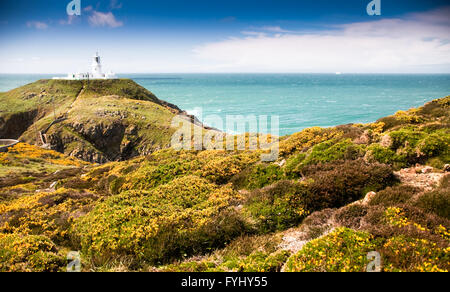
[261,26,294,33]
[88,11,123,28]
[194,7,450,73]
[26,21,48,30]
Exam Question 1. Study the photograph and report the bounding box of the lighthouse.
[91,52,103,78]
[53,52,117,80]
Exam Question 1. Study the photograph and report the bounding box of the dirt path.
[395,167,446,192]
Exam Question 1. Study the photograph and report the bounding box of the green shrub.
[386,128,450,165]
[285,228,377,272]
[303,139,364,166]
[74,176,247,265]
[0,234,65,272]
[244,181,309,233]
[221,250,290,272]
[389,128,425,150]
[160,260,217,272]
[417,132,448,158]
[284,153,306,178]
[287,139,366,176]
[126,160,196,191]
[366,144,406,167]
[200,154,258,185]
[380,235,449,272]
[238,164,285,190]
[415,189,450,220]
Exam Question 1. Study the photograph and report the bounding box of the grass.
[0,79,83,114]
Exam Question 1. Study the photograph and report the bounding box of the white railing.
[0,139,19,152]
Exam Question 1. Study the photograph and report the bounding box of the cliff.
[0,79,200,163]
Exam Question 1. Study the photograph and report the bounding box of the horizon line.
[1,72,450,75]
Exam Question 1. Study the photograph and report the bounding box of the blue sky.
[0,0,449,73]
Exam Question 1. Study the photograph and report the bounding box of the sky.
[0,0,449,73]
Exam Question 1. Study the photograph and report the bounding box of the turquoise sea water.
[1,74,449,136]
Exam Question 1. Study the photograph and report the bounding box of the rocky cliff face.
[0,110,39,139]
[0,79,202,163]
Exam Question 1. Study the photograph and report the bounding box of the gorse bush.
[231,163,285,190]
[0,188,99,245]
[84,149,261,193]
[387,128,450,166]
[244,180,309,233]
[279,127,342,156]
[0,234,65,272]
[284,153,307,178]
[380,235,449,272]
[389,128,425,150]
[365,144,406,167]
[74,175,248,265]
[417,132,448,157]
[394,109,423,124]
[284,139,366,177]
[285,228,377,272]
[220,250,290,272]
[303,139,364,165]
[201,154,256,184]
[160,233,286,272]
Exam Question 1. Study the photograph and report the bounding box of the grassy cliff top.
[0,79,195,162]
[0,79,181,115]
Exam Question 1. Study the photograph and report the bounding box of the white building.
[53,52,117,80]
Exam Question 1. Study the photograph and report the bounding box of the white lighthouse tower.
[91,52,103,78]
[53,52,117,80]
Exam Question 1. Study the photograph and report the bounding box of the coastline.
[1,73,450,136]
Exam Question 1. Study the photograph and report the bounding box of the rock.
[362,191,377,205]
[380,135,393,148]
[275,159,286,167]
[421,166,433,174]
[444,164,450,172]
[354,130,371,145]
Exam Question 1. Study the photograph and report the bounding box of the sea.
[1,73,449,136]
